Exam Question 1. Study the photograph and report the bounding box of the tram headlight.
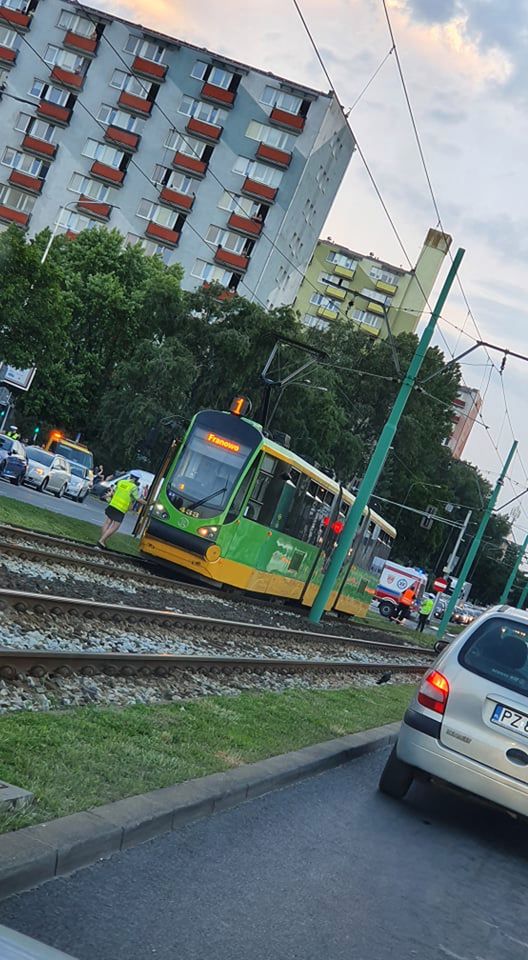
[151,502,169,519]
[197,526,218,540]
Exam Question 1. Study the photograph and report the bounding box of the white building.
[0,0,354,306]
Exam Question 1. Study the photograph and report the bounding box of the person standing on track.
[98,474,144,549]
[417,596,434,632]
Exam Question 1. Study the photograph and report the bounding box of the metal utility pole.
[516,580,528,610]
[308,247,465,624]
[444,510,472,576]
[436,440,518,638]
[500,532,528,605]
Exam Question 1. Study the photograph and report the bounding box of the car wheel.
[379,600,396,619]
[54,484,66,499]
[39,478,48,493]
[378,746,414,799]
[78,493,87,503]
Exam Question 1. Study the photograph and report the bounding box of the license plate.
[491,703,528,736]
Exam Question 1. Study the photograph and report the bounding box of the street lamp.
[39,198,120,264]
[395,481,441,522]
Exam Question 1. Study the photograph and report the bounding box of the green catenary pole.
[500,532,528,605]
[308,247,465,624]
[436,439,518,638]
[517,580,528,610]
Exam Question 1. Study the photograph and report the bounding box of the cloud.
[430,106,467,124]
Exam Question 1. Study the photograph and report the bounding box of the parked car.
[451,605,472,625]
[65,462,90,502]
[0,924,77,959]
[94,469,154,501]
[0,433,27,485]
[434,598,447,619]
[24,447,71,497]
[379,606,528,819]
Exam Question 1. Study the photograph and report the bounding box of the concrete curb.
[0,721,399,901]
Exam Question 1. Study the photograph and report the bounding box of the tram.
[138,400,396,617]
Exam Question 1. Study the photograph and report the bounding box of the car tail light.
[417,670,449,715]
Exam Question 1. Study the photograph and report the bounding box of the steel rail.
[0,588,434,657]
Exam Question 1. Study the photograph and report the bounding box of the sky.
[103,0,528,536]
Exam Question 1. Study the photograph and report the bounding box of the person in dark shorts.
[98,474,144,549]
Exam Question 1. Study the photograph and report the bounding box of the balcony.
[77,196,111,220]
[145,221,180,246]
[359,321,380,337]
[0,204,29,227]
[104,126,140,151]
[201,82,235,107]
[366,301,385,316]
[118,91,152,115]
[215,246,249,272]
[227,212,263,237]
[37,100,71,125]
[375,279,398,295]
[0,5,30,28]
[90,161,125,185]
[159,186,194,211]
[186,117,222,142]
[132,55,167,81]
[172,151,207,178]
[64,30,97,54]
[0,45,17,66]
[256,142,291,168]
[8,170,43,193]
[241,177,277,203]
[317,306,338,321]
[269,106,305,132]
[324,284,346,301]
[22,134,57,158]
[50,65,85,89]
[202,282,236,301]
[333,263,355,280]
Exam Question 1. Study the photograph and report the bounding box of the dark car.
[0,434,27,485]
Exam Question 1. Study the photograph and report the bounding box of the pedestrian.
[5,425,20,440]
[417,596,434,632]
[98,474,145,549]
[94,464,104,483]
[391,586,416,623]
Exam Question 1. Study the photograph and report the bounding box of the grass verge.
[0,495,138,556]
[0,684,413,833]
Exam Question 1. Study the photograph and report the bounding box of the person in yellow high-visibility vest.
[98,474,144,550]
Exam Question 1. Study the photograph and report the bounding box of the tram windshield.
[167,422,254,518]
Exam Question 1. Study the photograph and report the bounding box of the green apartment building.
[293,228,452,337]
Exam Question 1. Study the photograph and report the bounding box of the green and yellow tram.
[139,403,396,617]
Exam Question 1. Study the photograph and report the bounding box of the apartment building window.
[68,172,111,201]
[310,292,338,310]
[191,61,234,89]
[369,265,398,285]
[245,121,294,152]
[44,44,88,74]
[327,250,357,271]
[316,166,330,193]
[191,258,238,287]
[98,104,142,132]
[136,199,180,228]
[164,130,208,159]
[318,272,349,290]
[2,147,49,178]
[0,184,36,212]
[110,70,156,100]
[15,113,57,142]
[127,233,172,263]
[261,85,304,115]
[178,95,227,128]
[302,198,316,225]
[58,207,98,231]
[3,0,30,11]
[82,138,125,168]
[359,287,392,306]
[125,35,165,64]
[206,226,253,255]
[233,157,283,188]
[351,308,381,329]
[302,314,329,331]
[57,10,97,38]
[218,191,262,218]
[0,27,21,50]
[30,79,71,106]
[152,166,194,194]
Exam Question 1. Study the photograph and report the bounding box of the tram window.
[245,456,298,530]
[282,476,331,545]
[225,458,260,522]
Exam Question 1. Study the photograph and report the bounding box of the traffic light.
[420,505,437,530]
[32,425,40,442]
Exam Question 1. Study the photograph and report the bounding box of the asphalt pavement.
[0,480,137,534]
[1,748,527,960]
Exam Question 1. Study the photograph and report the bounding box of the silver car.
[25,447,71,498]
[65,462,90,502]
[380,606,528,818]
[0,924,77,958]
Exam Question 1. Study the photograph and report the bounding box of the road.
[1,748,527,960]
[0,480,137,535]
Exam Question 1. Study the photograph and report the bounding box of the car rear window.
[459,616,528,696]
